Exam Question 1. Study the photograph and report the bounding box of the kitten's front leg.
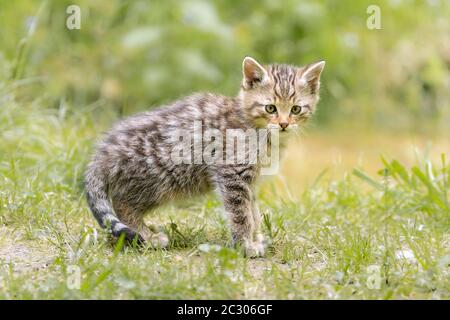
[251,197,266,254]
[217,175,265,257]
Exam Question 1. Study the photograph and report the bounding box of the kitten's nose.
[279,122,289,130]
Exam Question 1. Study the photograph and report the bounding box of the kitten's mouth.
[267,124,298,132]
[267,127,289,132]
[277,127,294,132]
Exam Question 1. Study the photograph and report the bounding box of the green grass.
[0,1,448,298]
[0,89,449,299]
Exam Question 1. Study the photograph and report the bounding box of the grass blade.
[353,168,384,191]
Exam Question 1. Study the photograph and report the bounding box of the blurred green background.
[1,0,449,131]
[1,1,450,300]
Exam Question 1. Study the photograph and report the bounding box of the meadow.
[0,0,449,299]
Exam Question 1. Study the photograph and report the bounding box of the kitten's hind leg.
[113,203,169,249]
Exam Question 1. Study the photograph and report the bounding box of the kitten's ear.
[299,61,325,94]
[242,56,268,89]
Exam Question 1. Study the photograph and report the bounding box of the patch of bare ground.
[0,226,56,273]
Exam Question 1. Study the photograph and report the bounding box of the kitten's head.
[239,57,325,132]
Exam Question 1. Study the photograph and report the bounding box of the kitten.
[85,57,325,257]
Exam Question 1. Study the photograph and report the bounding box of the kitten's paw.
[255,233,264,243]
[256,233,272,247]
[149,232,169,248]
[243,241,265,258]
[141,229,169,249]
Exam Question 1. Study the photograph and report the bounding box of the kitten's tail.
[84,163,144,244]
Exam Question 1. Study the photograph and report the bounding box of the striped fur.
[85,57,325,256]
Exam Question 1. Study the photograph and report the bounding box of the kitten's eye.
[291,105,303,115]
[265,104,277,114]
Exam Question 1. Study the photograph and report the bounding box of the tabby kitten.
[85,57,325,257]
